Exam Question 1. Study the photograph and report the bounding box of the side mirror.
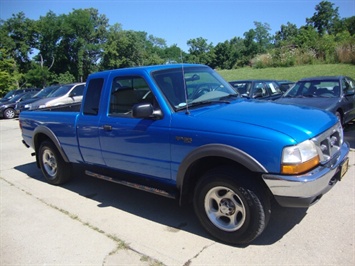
[132,103,162,119]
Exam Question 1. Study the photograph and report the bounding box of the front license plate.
[339,158,349,180]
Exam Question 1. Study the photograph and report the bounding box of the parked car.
[28,82,85,110]
[0,88,41,103]
[229,79,283,100]
[276,76,355,126]
[277,80,295,92]
[0,91,38,119]
[15,85,61,115]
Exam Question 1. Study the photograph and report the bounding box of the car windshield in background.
[50,85,72,97]
[34,86,60,98]
[8,93,26,103]
[231,81,252,95]
[284,80,340,98]
[152,66,237,110]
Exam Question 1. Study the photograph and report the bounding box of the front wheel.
[38,140,72,185]
[3,108,15,119]
[193,167,270,245]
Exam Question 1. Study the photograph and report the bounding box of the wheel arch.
[335,108,344,125]
[176,144,268,206]
[33,126,70,166]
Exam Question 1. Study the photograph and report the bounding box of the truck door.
[99,76,172,180]
[76,78,106,165]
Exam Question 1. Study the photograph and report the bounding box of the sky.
[0,0,354,52]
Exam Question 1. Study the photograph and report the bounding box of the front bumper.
[262,141,350,208]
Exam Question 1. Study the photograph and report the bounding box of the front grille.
[312,122,343,163]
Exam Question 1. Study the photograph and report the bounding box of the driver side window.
[109,76,156,116]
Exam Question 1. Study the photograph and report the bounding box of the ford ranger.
[19,64,350,245]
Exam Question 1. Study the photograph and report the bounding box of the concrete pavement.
[1,118,354,265]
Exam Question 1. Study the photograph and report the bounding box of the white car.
[29,82,85,110]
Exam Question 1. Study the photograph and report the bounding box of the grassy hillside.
[218,64,355,82]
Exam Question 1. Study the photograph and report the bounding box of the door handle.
[103,125,112,131]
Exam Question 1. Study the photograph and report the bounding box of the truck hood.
[186,99,337,142]
[276,97,339,112]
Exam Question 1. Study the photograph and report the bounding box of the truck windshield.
[152,66,237,110]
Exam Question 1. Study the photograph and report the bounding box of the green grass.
[217,64,355,82]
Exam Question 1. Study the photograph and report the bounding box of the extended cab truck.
[19,64,350,245]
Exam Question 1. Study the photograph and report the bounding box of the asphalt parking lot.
[1,118,354,265]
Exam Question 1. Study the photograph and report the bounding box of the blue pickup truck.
[19,64,349,245]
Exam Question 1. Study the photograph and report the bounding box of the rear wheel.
[3,108,15,119]
[38,140,72,185]
[193,167,270,245]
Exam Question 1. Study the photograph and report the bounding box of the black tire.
[193,167,270,245]
[3,108,15,119]
[38,140,72,185]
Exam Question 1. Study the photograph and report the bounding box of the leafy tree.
[35,11,63,73]
[161,44,185,63]
[186,37,215,65]
[306,0,340,35]
[24,62,51,88]
[0,12,37,73]
[294,26,319,49]
[275,22,299,46]
[212,37,245,69]
[54,71,76,84]
[243,29,258,64]
[253,22,272,53]
[340,16,355,35]
[55,8,109,81]
[101,27,147,69]
[0,48,21,95]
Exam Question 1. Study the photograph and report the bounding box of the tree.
[186,37,214,65]
[212,37,245,69]
[294,26,319,49]
[24,63,52,88]
[35,11,63,73]
[101,26,146,69]
[55,8,109,81]
[0,48,21,95]
[161,44,185,63]
[341,16,355,35]
[253,22,272,53]
[306,0,340,35]
[275,22,299,46]
[0,12,37,73]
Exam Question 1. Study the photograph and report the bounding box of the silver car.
[29,82,85,110]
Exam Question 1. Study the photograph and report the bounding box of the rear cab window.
[83,78,104,115]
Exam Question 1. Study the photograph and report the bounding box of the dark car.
[229,79,283,100]
[15,85,61,115]
[0,88,41,103]
[0,91,38,119]
[276,76,355,126]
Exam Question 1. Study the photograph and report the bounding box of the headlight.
[281,140,320,175]
[24,104,30,108]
